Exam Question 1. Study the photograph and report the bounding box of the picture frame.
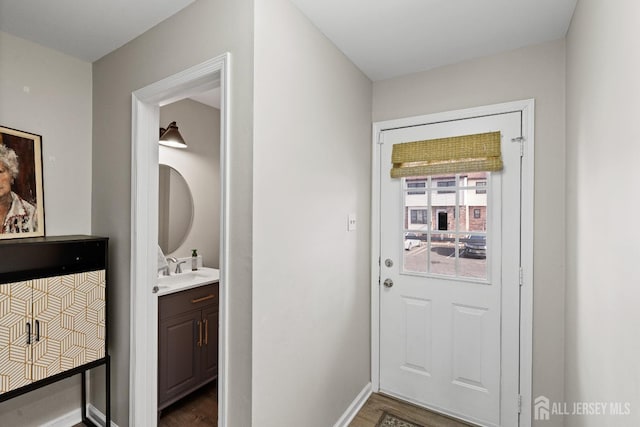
[0,126,45,239]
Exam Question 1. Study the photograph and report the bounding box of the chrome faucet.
[175,260,188,274]
[159,256,178,276]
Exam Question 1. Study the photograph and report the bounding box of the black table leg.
[81,371,88,421]
[80,361,111,427]
[106,355,111,427]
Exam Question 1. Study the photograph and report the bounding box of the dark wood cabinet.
[201,305,219,380]
[158,282,218,411]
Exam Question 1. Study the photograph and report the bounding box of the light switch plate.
[348,213,356,231]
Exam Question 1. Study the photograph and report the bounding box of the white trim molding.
[87,404,120,427]
[333,383,372,427]
[39,408,81,427]
[38,404,120,427]
[130,53,231,427]
[371,99,534,427]
[519,100,535,427]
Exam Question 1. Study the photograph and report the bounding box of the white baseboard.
[334,382,373,427]
[87,403,119,427]
[39,408,82,427]
[38,404,118,427]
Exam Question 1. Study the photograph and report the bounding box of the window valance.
[390,131,503,178]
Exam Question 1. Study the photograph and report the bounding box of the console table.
[0,235,110,427]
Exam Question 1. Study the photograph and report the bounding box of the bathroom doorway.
[130,54,231,427]
[156,94,221,425]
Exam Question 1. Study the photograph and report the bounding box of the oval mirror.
[158,164,194,254]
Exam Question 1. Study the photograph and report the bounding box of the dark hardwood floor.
[75,388,471,427]
[158,381,218,427]
[72,382,218,427]
[350,393,474,427]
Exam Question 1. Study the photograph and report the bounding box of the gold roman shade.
[390,131,503,178]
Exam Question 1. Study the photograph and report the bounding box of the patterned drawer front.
[31,270,106,381]
[0,282,32,394]
[0,270,106,392]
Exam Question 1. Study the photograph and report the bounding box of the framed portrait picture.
[0,126,45,239]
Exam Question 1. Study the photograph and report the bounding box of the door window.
[402,172,489,281]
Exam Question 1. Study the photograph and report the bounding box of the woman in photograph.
[0,144,37,233]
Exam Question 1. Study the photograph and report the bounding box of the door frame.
[129,53,231,427]
[371,99,534,426]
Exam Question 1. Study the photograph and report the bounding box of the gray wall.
[373,39,567,427]
[160,99,221,268]
[252,0,372,425]
[565,1,640,426]
[0,31,93,236]
[0,31,93,426]
[91,0,254,424]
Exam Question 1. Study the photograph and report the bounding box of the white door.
[378,112,522,426]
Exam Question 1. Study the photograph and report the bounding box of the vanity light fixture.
[159,121,187,148]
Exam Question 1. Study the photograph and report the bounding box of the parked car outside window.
[462,235,486,258]
[404,232,421,250]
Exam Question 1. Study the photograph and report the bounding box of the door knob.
[383,278,394,288]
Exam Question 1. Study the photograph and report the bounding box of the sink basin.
[156,267,219,296]
[158,270,196,286]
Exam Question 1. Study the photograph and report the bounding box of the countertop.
[155,267,220,296]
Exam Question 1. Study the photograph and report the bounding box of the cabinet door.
[31,271,106,381]
[0,281,32,394]
[201,306,218,381]
[158,310,202,407]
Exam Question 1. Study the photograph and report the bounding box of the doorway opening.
[130,54,231,427]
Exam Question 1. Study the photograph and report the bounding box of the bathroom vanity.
[157,269,219,412]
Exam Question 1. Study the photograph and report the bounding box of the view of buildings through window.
[403,172,488,279]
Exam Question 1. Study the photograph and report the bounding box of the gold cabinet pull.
[197,320,203,347]
[204,319,208,345]
[191,294,215,304]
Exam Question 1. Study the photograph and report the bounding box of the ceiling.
[0,0,196,62]
[290,0,577,80]
[187,88,221,109]
[0,0,576,80]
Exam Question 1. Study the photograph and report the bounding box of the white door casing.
[130,54,231,427]
[371,100,534,427]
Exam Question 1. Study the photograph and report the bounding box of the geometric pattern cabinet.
[32,271,106,382]
[0,235,109,427]
[0,280,32,393]
[0,271,106,392]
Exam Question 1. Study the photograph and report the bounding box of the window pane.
[429,233,457,276]
[431,186,456,232]
[435,178,456,194]
[406,178,426,195]
[410,209,429,225]
[458,189,487,232]
[403,232,427,273]
[404,177,429,233]
[460,234,487,279]
[464,172,489,187]
[401,173,489,282]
